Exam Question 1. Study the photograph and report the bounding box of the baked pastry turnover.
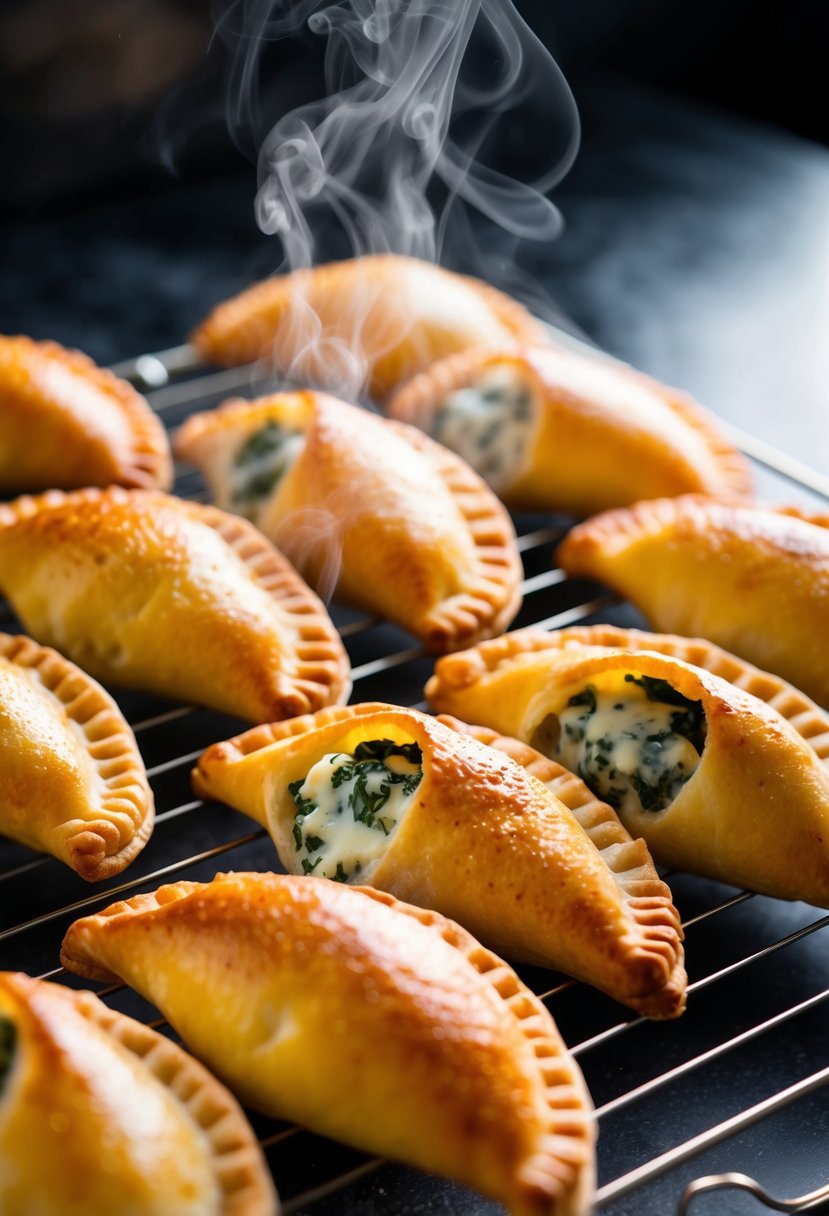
[387,345,752,510]
[0,632,153,880]
[61,872,596,1216]
[191,703,686,1017]
[427,628,829,904]
[0,972,278,1216]
[0,488,350,722]
[191,255,548,401]
[175,392,522,652]
[0,335,173,492]
[557,496,829,706]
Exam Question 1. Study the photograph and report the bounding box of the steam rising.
[219,0,579,274]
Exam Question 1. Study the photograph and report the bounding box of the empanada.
[191,255,548,401]
[191,703,685,1017]
[0,335,173,492]
[0,971,278,1216]
[427,631,829,903]
[387,345,752,509]
[557,496,829,705]
[61,872,596,1216]
[0,488,350,723]
[0,632,153,880]
[175,392,522,652]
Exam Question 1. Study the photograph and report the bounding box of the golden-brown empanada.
[0,971,278,1216]
[0,632,153,880]
[192,703,685,1017]
[174,392,522,652]
[0,488,350,723]
[191,255,548,402]
[427,632,829,903]
[0,335,173,492]
[387,345,752,509]
[61,872,596,1216]
[557,496,829,705]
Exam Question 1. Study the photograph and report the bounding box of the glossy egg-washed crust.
[0,973,278,1216]
[0,335,173,492]
[175,392,522,652]
[61,873,595,1216]
[0,487,350,723]
[192,703,685,1018]
[557,496,829,706]
[190,255,549,401]
[0,632,153,880]
[427,633,829,904]
[387,345,752,511]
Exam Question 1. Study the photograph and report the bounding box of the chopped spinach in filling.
[0,1016,16,1095]
[553,674,706,815]
[290,738,423,882]
[432,366,535,491]
[231,420,306,512]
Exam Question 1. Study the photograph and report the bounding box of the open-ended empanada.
[0,488,350,723]
[191,255,548,402]
[61,872,596,1216]
[0,972,278,1216]
[0,632,153,880]
[387,345,752,510]
[0,335,173,492]
[427,630,829,904]
[175,392,522,652]
[557,496,829,706]
[192,703,685,1017]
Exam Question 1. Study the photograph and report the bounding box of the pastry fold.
[191,255,548,401]
[556,496,829,706]
[0,972,278,1216]
[0,488,350,723]
[387,345,752,510]
[175,392,522,652]
[0,335,172,492]
[61,872,596,1216]
[0,632,153,880]
[427,632,829,904]
[191,703,686,1017]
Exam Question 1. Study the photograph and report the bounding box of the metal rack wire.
[3,340,829,1215]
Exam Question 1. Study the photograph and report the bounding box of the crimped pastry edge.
[0,335,173,491]
[0,487,351,720]
[1,973,279,1216]
[0,632,154,881]
[60,874,595,1216]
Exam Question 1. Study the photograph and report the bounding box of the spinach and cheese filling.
[230,420,306,517]
[289,739,423,882]
[432,365,536,492]
[552,674,707,815]
[0,1015,15,1095]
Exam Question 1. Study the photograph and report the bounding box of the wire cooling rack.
[3,338,829,1216]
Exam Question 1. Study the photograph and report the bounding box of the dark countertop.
[3,74,828,477]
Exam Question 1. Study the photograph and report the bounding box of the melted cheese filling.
[289,741,423,882]
[432,364,535,492]
[230,420,306,516]
[552,675,706,816]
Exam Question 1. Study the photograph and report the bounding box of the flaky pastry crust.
[61,872,595,1216]
[0,972,278,1216]
[557,496,829,705]
[0,488,350,722]
[192,703,685,1017]
[175,392,522,652]
[0,335,173,492]
[427,636,829,903]
[190,255,548,401]
[387,344,752,509]
[0,632,153,880]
